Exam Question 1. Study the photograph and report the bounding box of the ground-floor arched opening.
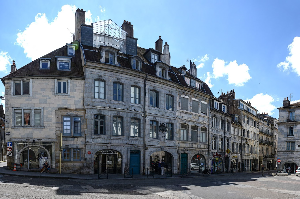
[18,145,51,170]
[212,158,223,173]
[284,162,298,173]
[190,154,206,173]
[94,149,122,174]
[150,151,173,175]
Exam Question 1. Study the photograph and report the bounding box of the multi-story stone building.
[2,8,213,174]
[277,97,300,173]
[210,97,232,173]
[257,113,278,170]
[219,90,260,171]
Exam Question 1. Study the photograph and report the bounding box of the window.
[131,86,140,104]
[166,94,174,111]
[219,138,223,150]
[287,142,295,151]
[159,68,167,78]
[227,121,230,132]
[94,114,105,135]
[113,116,123,136]
[14,80,30,95]
[67,45,75,56]
[288,126,294,136]
[14,109,42,127]
[151,53,158,63]
[289,112,295,121]
[212,137,216,150]
[63,148,81,161]
[221,119,225,130]
[190,79,196,87]
[63,116,81,136]
[132,59,141,70]
[239,102,244,109]
[150,120,158,139]
[130,118,140,137]
[200,127,207,142]
[222,104,226,113]
[181,97,188,111]
[191,126,198,142]
[214,101,219,109]
[212,117,217,128]
[180,124,188,141]
[150,90,159,108]
[166,123,174,140]
[192,100,199,113]
[246,116,249,125]
[95,80,105,99]
[201,102,207,115]
[232,143,235,153]
[63,148,71,161]
[105,51,115,64]
[40,59,50,69]
[56,80,69,94]
[57,58,71,70]
[113,82,123,101]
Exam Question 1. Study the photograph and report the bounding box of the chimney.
[161,42,170,65]
[283,97,290,107]
[11,60,16,73]
[122,20,134,38]
[75,8,86,41]
[155,36,163,53]
[189,60,197,77]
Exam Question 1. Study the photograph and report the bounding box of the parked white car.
[296,168,300,176]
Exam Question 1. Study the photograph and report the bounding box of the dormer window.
[222,104,227,113]
[105,51,115,65]
[185,77,190,86]
[40,59,50,70]
[156,63,169,79]
[159,68,167,78]
[131,58,141,70]
[191,79,196,87]
[67,45,76,56]
[151,53,158,63]
[214,101,219,109]
[57,57,71,71]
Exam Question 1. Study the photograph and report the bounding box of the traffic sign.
[7,142,12,147]
[277,159,281,163]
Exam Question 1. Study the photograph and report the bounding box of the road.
[0,172,299,198]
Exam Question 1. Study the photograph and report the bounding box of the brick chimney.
[75,8,86,41]
[155,36,163,53]
[189,60,197,77]
[11,60,16,73]
[283,97,290,107]
[122,20,134,38]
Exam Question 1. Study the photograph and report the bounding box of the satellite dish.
[72,41,79,50]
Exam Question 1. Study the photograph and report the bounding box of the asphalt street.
[0,171,300,199]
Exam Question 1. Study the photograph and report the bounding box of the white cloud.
[277,37,300,75]
[291,99,300,104]
[204,72,213,88]
[212,58,251,86]
[1,92,4,111]
[247,93,276,115]
[0,51,11,72]
[100,6,106,13]
[192,54,209,69]
[16,5,95,61]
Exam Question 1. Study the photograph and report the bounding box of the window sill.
[12,94,31,97]
[62,135,83,138]
[129,136,141,139]
[55,93,70,96]
[12,126,45,129]
[111,136,124,138]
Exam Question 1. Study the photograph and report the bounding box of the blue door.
[181,153,188,174]
[130,150,140,174]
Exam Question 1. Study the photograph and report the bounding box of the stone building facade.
[277,97,300,173]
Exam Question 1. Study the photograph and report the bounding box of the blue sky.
[1,0,300,118]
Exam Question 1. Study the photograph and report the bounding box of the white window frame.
[151,53,158,63]
[67,45,76,56]
[214,101,219,109]
[95,80,105,99]
[222,104,227,113]
[55,79,70,95]
[94,114,105,135]
[131,58,141,70]
[57,57,71,71]
[113,116,123,136]
[180,124,188,141]
[40,59,50,70]
[13,79,31,96]
[130,118,140,137]
[13,108,43,127]
[131,86,140,104]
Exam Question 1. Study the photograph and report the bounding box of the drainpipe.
[223,116,226,172]
[60,133,62,174]
[207,98,211,170]
[143,74,148,175]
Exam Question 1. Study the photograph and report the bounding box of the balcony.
[259,139,273,146]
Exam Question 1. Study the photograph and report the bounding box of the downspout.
[207,98,211,170]
[223,116,226,172]
[143,74,148,175]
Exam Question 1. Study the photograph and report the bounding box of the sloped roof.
[2,45,84,84]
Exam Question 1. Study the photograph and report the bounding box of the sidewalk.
[0,162,181,180]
